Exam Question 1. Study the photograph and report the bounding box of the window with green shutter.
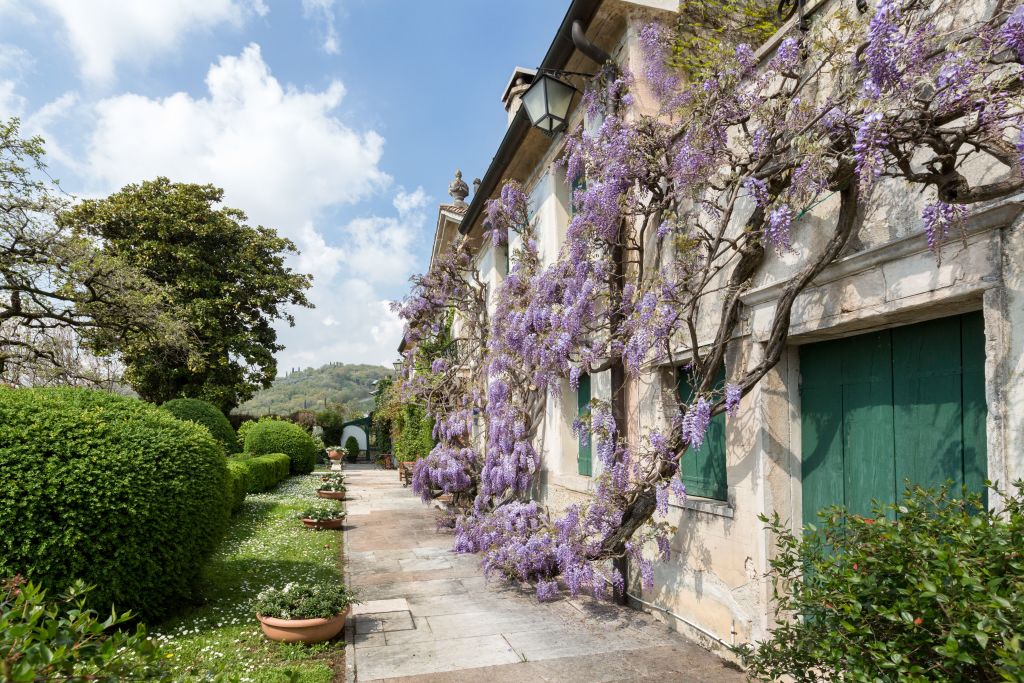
[677,365,728,500]
[800,312,987,527]
[577,373,592,476]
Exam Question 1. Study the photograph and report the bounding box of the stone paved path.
[342,463,746,682]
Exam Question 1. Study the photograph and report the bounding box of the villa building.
[412,0,1024,658]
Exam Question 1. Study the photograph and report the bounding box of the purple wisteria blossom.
[921,201,968,252]
[1001,6,1024,61]
[766,204,794,250]
[725,383,742,416]
[682,397,712,450]
[862,0,904,97]
[854,113,889,192]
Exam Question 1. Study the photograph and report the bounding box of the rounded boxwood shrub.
[243,420,317,474]
[161,397,239,453]
[0,387,229,621]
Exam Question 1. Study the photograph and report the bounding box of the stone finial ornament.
[448,170,469,206]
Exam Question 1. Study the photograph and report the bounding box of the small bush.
[225,460,251,512]
[344,435,360,462]
[237,453,291,493]
[161,397,239,453]
[244,420,318,474]
[254,583,357,620]
[0,387,229,621]
[0,576,171,681]
[738,483,1024,682]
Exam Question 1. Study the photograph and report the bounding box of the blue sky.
[0,0,568,371]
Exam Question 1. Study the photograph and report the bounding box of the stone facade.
[422,0,1024,660]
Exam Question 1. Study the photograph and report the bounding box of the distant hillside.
[235,362,392,417]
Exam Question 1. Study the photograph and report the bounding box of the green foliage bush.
[394,404,434,462]
[317,408,346,445]
[161,397,239,453]
[243,419,318,474]
[0,387,229,621]
[225,460,251,513]
[739,484,1024,682]
[344,435,360,458]
[0,577,171,681]
[236,453,291,493]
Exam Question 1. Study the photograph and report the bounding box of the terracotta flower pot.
[316,489,346,500]
[257,608,348,643]
[327,450,341,461]
[302,517,344,530]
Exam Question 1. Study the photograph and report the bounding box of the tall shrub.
[0,388,229,621]
[739,485,1024,682]
[161,397,239,453]
[243,420,317,474]
[394,404,434,462]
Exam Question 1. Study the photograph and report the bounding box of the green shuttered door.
[800,312,986,527]
[577,373,592,476]
[677,366,728,500]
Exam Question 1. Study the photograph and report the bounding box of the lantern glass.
[521,73,576,135]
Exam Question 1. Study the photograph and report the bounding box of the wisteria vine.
[394,0,1024,601]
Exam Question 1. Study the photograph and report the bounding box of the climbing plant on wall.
[394,0,1024,600]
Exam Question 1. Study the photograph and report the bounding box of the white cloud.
[35,0,264,85]
[85,43,388,230]
[0,80,25,119]
[0,44,33,78]
[393,186,428,217]
[77,43,417,369]
[302,0,340,55]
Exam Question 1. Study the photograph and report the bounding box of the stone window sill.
[671,496,734,518]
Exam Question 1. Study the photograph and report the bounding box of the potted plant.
[255,582,358,643]
[316,473,346,500]
[344,436,360,463]
[326,446,342,462]
[297,501,345,530]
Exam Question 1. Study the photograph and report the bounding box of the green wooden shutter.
[892,316,964,492]
[800,312,987,525]
[677,365,728,500]
[961,312,987,502]
[841,331,896,518]
[800,340,846,528]
[577,373,592,476]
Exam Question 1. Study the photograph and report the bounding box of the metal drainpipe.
[625,591,737,651]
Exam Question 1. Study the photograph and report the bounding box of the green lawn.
[155,473,345,682]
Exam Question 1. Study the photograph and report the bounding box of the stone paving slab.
[342,464,745,682]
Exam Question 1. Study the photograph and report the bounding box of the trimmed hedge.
[225,460,251,512]
[243,420,318,474]
[239,454,291,493]
[225,454,291,512]
[161,397,239,453]
[0,387,229,621]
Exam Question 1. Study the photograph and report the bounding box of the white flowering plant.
[254,582,357,620]
[317,473,346,492]
[296,502,344,522]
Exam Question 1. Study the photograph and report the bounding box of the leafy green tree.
[0,118,186,386]
[58,178,312,411]
[316,405,348,445]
